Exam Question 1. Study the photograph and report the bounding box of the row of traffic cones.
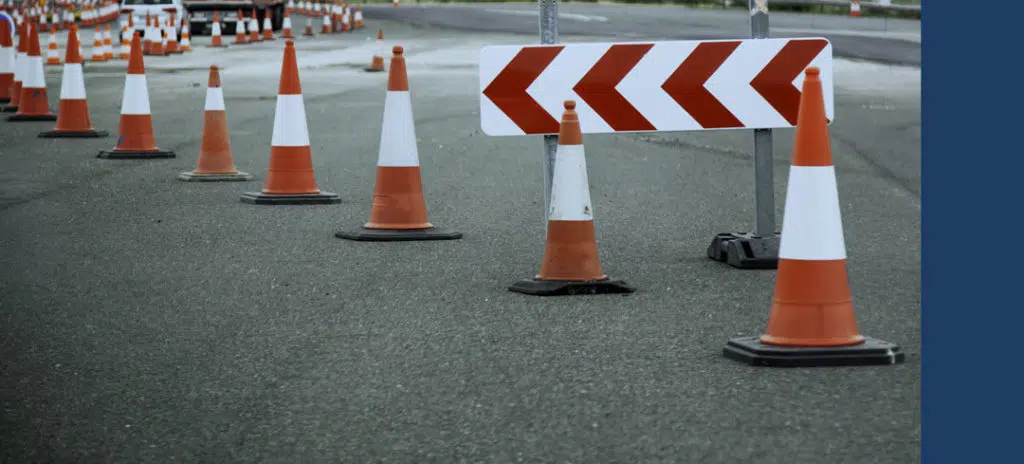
[3,0,121,34]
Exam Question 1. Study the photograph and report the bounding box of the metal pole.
[539,0,559,231]
[750,0,776,238]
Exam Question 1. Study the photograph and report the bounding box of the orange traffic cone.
[180,65,251,181]
[0,19,15,105]
[261,13,274,40]
[2,21,26,113]
[165,17,181,54]
[281,10,294,38]
[39,25,108,138]
[248,10,260,42]
[364,29,385,72]
[103,24,114,59]
[241,40,339,205]
[335,46,461,241]
[143,12,153,54]
[8,22,57,122]
[723,67,904,367]
[91,26,105,62]
[209,12,227,47]
[234,10,248,44]
[507,100,633,295]
[45,26,61,65]
[302,18,314,37]
[97,32,175,159]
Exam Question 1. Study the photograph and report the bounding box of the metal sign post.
[706,0,781,269]
[539,0,558,232]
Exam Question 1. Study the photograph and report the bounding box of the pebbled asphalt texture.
[0,11,921,464]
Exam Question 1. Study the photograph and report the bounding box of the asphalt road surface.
[1,7,921,463]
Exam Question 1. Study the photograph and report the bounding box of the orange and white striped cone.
[723,67,904,367]
[320,13,330,34]
[39,25,108,138]
[335,46,461,242]
[142,12,152,54]
[119,24,132,59]
[241,40,339,205]
[354,5,363,29]
[507,99,633,295]
[90,26,105,61]
[248,11,260,42]
[165,18,180,54]
[281,10,293,38]
[103,24,113,59]
[179,65,252,182]
[0,19,14,105]
[261,14,274,40]
[45,25,61,65]
[209,12,226,47]
[8,22,57,121]
[97,32,175,159]
[233,10,247,44]
[179,18,191,52]
[850,0,861,17]
[302,18,314,37]
[364,28,384,72]
[2,21,27,113]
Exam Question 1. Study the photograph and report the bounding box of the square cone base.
[0,105,18,113]
[0,98,9,104]
[178,171,253,182]
[97,149,176,159]
[39,129,109,138]
[723,336,906,367]
[509,277,636,296]
[7,113,58,122]
[240,191,341,205]
[334,226,463,242]
[706,232,780,270]
[364,67,385,72]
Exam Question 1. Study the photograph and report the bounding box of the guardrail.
[744,0,921,13]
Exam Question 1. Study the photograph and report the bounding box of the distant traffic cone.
[8,22,57,121]
[2,21,26,112]
[39,25,108,138]
[45,25,61,65]
[179,65,251,182]
[850,0,861,17]
[179,19,192,51]
[165,18,180,54]
[90,26,105,61]
[364,28,384,72]
[0,19,13,104]
[119,24,132,59]
[248,10,260,42]
[209,12,226,47]
[507,100,633,295]
[103,24,113,59]
[281,10,293,38]
[723,67,904,367]
[320,13,330,35]
[234,10,248,44]
[335,46,461,241]
[97,32,175,159]
[143,12,152,54]
[261,13,274,40]
[354,5,363,29]
[241,40,339,205]
[302,18,314,37]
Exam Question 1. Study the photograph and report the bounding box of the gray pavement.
[1,13,920,464]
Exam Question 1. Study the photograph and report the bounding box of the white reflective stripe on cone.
[59,63,86,99]
[777,165,847,261]
[212,22,221,35]
[548,144,594,222]
[22,55,45,87]
[283,17,291,28]
[120,74,152,115]
[14,52,26,81]
[271,94,311,147]
[0,48,14,72]
[204,87,225,111]
[377,91,420,167]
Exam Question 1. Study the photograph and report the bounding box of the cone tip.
[805,66,820,77]
[286,39,294,47]
[564,100,576,111]
[210,64,218,71]
[393,45,403,55]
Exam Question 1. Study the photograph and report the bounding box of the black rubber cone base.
[178,171,253,182]
[364,67,385,72]
[509,278,636,296]
[7,113,58,122]
[0,98,9,104]
[97,149,176,159]
[240,191,341,205]
[1,105,17,113]
[707,232,779,269]
[39,129,109,138]
[335,227,463,242]
[723,336,905,367]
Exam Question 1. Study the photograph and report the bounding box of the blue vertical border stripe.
[923,1,1023,462]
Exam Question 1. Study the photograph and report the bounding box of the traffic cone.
[248,10,260,42]
[302,18,314,37]
[90,26,105,61]
[241,40,339,205]
[45,25,61,65]
[723,67,904,367]
[119,24,132,59]
[261,13,274,40]
[103,24,113,59]
[97,32,175,159]
[234,10,248,44]
[850,0,861,17]
[281,9,293,38]
[0,18,15,104]
[209,11,226,47]
[335,46,461,241]
[39,25,108,138]
[8,22,57,122]
[165,18,180,54]
[2,21,26,112]
[354,5,363,29]
[320,13,330,34]
[143,12,152,54]
[179,65,251,182]
[507,100,633,295]
[179,19,192,52]
[364,28,384,72]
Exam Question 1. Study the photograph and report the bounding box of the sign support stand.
[539,0,558,233]
[706,0,781,269]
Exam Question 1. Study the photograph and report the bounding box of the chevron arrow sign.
[479,37,834,136]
